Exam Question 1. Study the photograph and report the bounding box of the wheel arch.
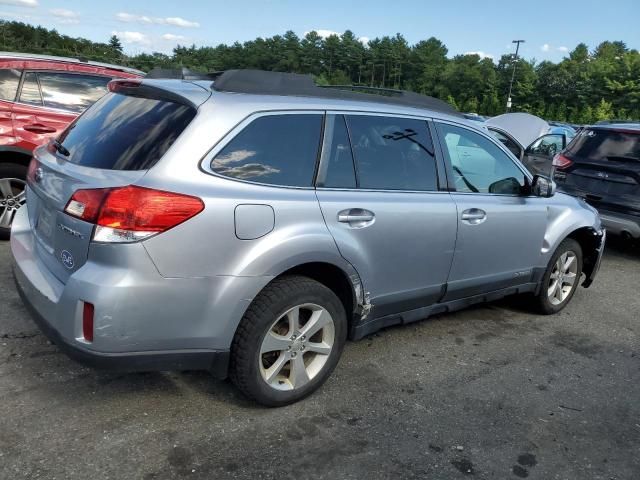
[239,259,367,342]
[0,147,33,168]
[566,226,604,286]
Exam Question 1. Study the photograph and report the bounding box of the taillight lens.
[107,79,142,92]
[552,153,573,170]
[64,185,204,243]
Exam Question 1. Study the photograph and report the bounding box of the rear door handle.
[23,123,56,134]
[337,209,375,226]
[461,208,486,224]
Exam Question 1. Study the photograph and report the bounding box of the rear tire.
[229,275,347,407]
[531,238,583,314]
[0,163,28,240]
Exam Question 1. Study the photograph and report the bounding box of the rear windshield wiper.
[52,139,70,157]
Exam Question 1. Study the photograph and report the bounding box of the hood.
[486,113,550,148]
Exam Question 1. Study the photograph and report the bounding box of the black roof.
[211,69,461,116]
[590,123,640,132]
[146,67,223,81]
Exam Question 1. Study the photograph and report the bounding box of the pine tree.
[108,35,122,54]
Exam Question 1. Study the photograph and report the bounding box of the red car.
[0,52,144,238]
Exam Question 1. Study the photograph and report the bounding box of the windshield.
[58,92,196,170]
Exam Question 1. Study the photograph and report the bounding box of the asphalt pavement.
[1,238,638,479]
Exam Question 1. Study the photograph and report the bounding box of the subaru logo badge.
[34,167,44,183]
[60,250,75,269]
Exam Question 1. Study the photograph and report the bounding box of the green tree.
[1,19,639,123]
[593,98,615,121]
[108,35,122,55]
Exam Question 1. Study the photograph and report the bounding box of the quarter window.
[19,72,42,106]
[345,115,438,191]
[211,114,323,187]
[0,69,21,101]
[438,123,526,195]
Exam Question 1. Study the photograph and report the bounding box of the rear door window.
[0,69,21,101]
[57,92,196,170]
[37,73,111,113]
[345,115,438,191]
[211,114,323,187]
[19,72,43,106]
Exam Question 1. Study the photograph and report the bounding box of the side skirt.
[349,282,538,340]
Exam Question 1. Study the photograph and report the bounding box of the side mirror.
[531,174,556,198]
[488,177,522,195]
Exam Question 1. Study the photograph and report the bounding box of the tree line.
[1,20,639,123]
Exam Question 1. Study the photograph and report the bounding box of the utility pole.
[506,39,525,112]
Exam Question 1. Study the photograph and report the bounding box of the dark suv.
[553,124,640,240]
[0,52,143,238]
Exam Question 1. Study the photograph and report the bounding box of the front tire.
[531,238,583,314]
[229,275,347,407]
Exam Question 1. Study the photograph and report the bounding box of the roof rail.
[0,51,144,76]
[211,69,460,115]
[146,67,224,81]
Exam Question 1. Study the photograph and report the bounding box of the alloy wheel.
[547,251,578,306]
[259,303,335,391]
[0,178,26,229]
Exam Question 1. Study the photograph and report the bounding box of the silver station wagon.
[11,70,605,406]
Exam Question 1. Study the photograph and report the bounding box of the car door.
[522,133,566,176]
[316,113,458,318]
[12,71,111,151]
[0,68,22,146]
[434,121,548,301]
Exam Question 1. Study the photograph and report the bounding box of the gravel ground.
[0,238,639,480]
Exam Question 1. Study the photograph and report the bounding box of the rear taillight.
[64,185,204,243]
[107,79,142,92]
[552,153,573,170]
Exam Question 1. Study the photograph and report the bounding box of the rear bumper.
[13,265,229,376]
[10,205,271,377]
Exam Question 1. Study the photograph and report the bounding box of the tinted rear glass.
[58,93,195,170]
[567,129,640,162]
[0,69,21,101]
[211,114,323,186]
[346,115,438,191]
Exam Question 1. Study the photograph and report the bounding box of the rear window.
[58,93,196,170]
[567,128,640,162]
[0,69,21,101]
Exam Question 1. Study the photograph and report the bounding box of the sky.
[1,0,639,62]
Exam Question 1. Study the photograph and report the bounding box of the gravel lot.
[1,238,639,480]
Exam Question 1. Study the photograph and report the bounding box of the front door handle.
[23,123,56,134]
[337,209,375,227]
[461,208,487,225]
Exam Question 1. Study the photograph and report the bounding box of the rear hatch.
[557,127,640,214]
[27,83,200,283]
